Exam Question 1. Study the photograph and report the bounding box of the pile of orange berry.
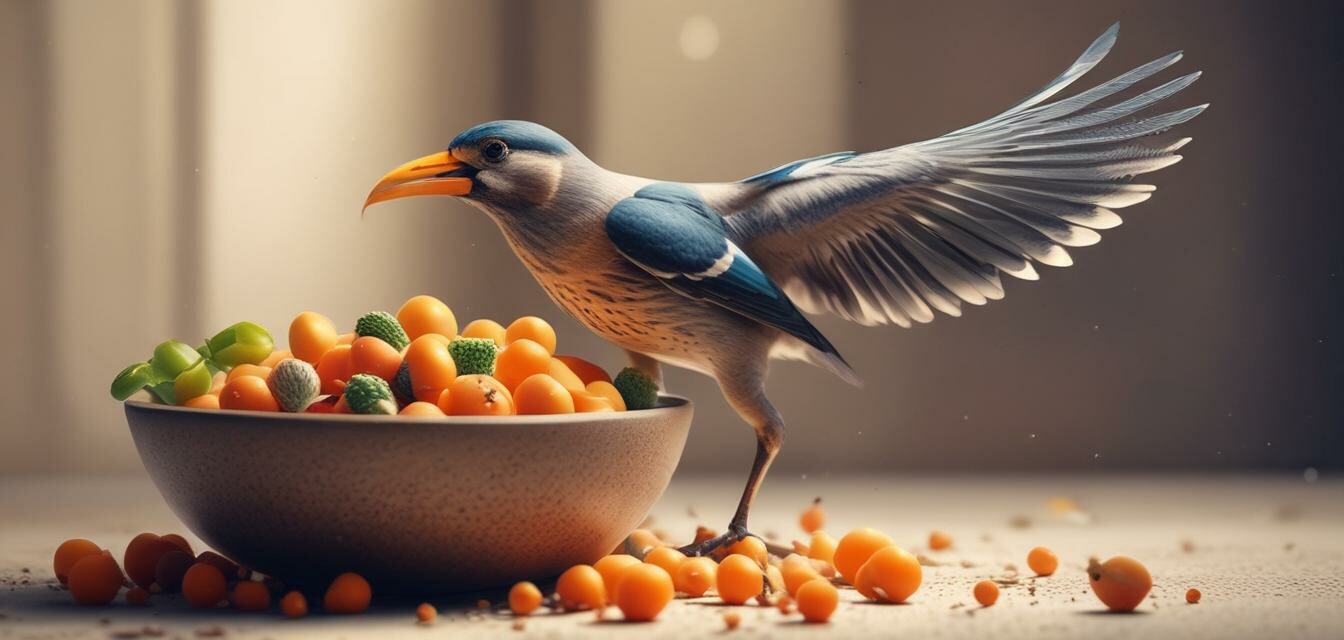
[184,294,640,416]
[53,533,368,616]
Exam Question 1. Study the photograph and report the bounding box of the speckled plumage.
[370,24,1203,545]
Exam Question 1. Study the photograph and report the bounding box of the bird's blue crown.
[449,120,577,156]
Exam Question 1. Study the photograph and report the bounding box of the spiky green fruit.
[613,367,659,411]
[447,337,498,376]
[344,373,397,415]
[269,358,320,412]
[354,311,410,351]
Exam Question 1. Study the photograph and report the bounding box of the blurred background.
[1,0,1339,475]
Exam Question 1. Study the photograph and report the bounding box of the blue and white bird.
[364,24,1204,555]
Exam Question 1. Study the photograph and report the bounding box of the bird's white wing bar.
[719,23,1205,328]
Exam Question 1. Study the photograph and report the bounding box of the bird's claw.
[677,526,752,559]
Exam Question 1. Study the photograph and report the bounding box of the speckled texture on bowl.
[124,397,692,594]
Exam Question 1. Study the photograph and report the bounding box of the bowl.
[124,396,693,594]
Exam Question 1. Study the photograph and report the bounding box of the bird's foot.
[678,525,751,558]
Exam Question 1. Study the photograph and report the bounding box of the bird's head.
[363,120,582,216]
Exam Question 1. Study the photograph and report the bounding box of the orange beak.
[363,151,474,212]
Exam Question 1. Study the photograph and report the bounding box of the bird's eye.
[482,139,509,163]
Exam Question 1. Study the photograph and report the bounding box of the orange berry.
[795,578,838,623]
[161,534,193,556]
[624,529,664,558]
[226,363,272,383]
[715,554,763,605]
[404,335,457,402]
[571,390,616,413]
[800,498,825,533]
[281,590,308,618]
[508,581,543,615]
[324,572,372,614]
[194,551,240,578]
[595,555,642,596]
[1087,556,1152,612]
[1027,546,1059,576]
[644,546,686,579]
[68,551,123,605]
[554,355,611,385]
[218,375,280,412]
[723,610,742,629]
[53,538,101,585]
[1186,588,1201,604]
[781,554,822,597]
[397,295,457,341]
[674,556,717,597]
[399,401,445,417]
[514,374,576,415]
[183,393,220,410]
[974,580,1000,606]
[505,316,557,354]
[154,549,192,592]
[807,531,838,566]
[556,564,606,611]
[315,344,353,395]
[289,312,338,363]
[777,593,794,614]
[259,349,294,369]
[349,335,402,382]
[855,545,921,603]
[126,586,150,606]
[494,339,552,391]
[834,527,894,584]
[233,580,271,611]
[461,319,507,346]
[124,532,174,589]
[615,563,674,622]
[929,530,953,551]
[547,358,586,392]
[444,375,514,415]
[585,381,626,411]
[727,536,768,566]
[182,562,227,608]
[336,332,355,345]
[415,602,438,622]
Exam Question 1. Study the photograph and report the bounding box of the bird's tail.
[773,334,864,387]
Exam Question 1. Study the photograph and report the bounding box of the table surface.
[1,472,1341,639]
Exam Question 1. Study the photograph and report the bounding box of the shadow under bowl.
[124,396,693,594]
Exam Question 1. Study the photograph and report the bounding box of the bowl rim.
[124,394,690,425]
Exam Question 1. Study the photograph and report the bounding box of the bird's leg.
[625,350,665,391]
[680,381,783,558]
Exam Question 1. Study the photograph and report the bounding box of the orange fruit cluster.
[189,294,628,416]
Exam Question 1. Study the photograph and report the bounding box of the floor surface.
[1,473,1340,639]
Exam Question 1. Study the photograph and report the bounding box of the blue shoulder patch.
[740,151,856,184]
[448,120,577,155]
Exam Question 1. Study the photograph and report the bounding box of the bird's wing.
[719,23,1205,327]
[604,183,852,370]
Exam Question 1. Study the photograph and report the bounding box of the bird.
[363,23,1204,556]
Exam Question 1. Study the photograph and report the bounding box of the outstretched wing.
[719,23,1205,327]
[604,183,852,373]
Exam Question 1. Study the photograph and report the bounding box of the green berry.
[344,373,397,415]
[269,359,320,412]
[354,311,410,351]
[111,362,157,401]
[172,360,213,404]
[613,367,659,411]
[207,321,274,368]
[447,337,498,376]
[391,361,415,405]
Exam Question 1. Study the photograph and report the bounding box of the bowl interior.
[125,397,692,593]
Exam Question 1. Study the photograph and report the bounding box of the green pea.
[173,360,213,404]
[111,362,155,401]
[206,321,274,368]
[151,340,203,379]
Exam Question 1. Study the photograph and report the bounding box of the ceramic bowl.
[124,397,692,594]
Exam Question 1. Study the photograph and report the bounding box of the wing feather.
[716,24,1203,327]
